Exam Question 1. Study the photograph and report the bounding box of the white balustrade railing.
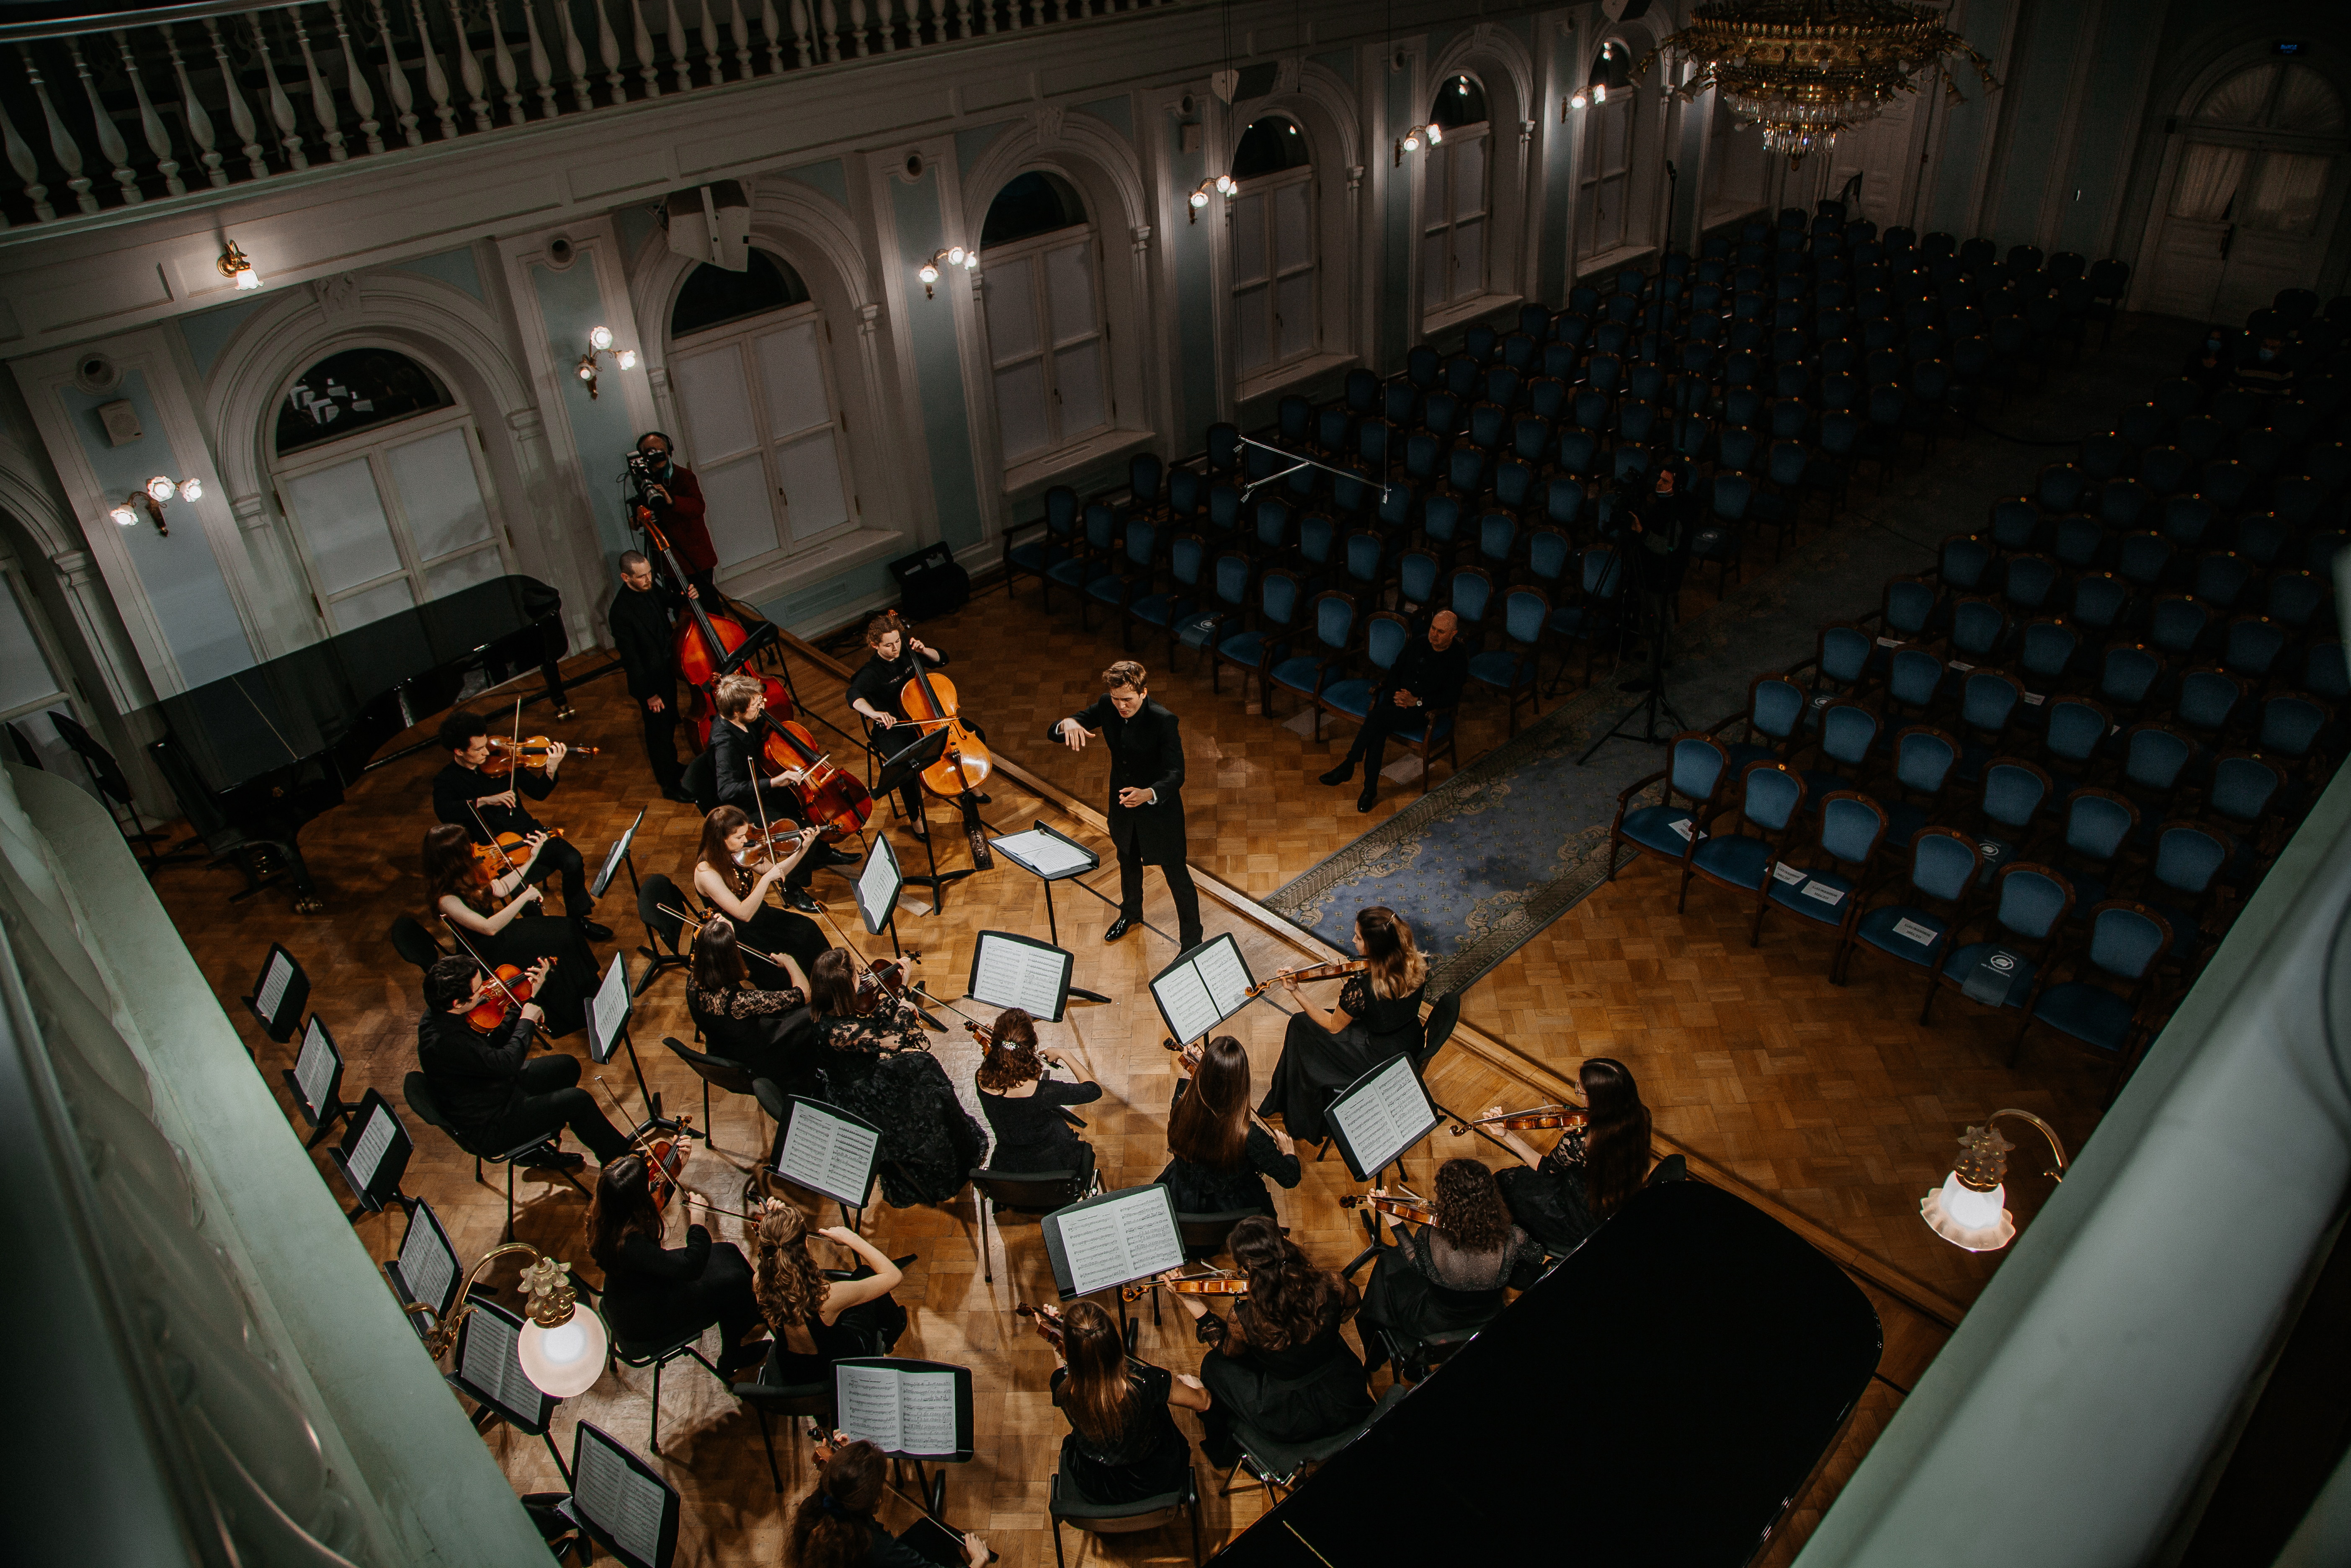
[0,0,1189,230]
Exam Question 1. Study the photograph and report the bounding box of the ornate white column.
[46,547,155,717]
[505,405,607,654]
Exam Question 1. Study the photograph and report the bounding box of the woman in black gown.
[1049,1299,1208,1504]
[589,1155,767,1376]
[748,1198,908,1384]
[1258,906,1429,1143]
[789,1436,987,1568]
[1355,1157,1544,1371]
[692,806,829,977]
[1166,1215,1372,1469]
[686,916,817,1093]
[1490,1057,1657,1253]
[423,823,595,1037]
[975,1007,1100,1189]
[806,949,985,1208]
[1156,1036,1299,1220]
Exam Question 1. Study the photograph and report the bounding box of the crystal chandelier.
[1640,0,1999,168]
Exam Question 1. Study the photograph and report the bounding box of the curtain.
[2170,143,2250,222]
[2244,151,2334,236]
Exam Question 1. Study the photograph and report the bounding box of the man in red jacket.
[633,431,718,601]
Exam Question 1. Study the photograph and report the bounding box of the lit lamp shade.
[517,1304,609,1397]
[588,325,615,351]
[1921,1170,2015,1251]
[109,503,138,527]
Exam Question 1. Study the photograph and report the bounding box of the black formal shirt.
[1379,636,1468,712]
[706,717,769,812]
[849,647,951,727]
[1049,696,1187,859]
[416,1005,535,1144]
[608,581,683,704]
[432,760,554,842]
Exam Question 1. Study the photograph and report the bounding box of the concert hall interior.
[8,0,2351,1564]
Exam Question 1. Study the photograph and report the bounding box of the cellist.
[847,612,963,840]
[706,673,857,913]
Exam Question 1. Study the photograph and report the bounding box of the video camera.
[625,446,665,503]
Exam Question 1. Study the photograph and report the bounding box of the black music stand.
[1325,1054,1441,1247]
[774,1095,884,1227]
[284,1014,359,1149]
[329,1088,417,1222]
[593,809,646,900]
[876,726,975,911]
[588,952,660,1123]
[988,821,1112,1002]
[561,1421,683,1568]
[242,942,310,1043]
[452,1299,572,1484]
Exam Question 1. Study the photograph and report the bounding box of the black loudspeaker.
[888,542,971,621]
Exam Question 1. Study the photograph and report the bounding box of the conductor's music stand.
[988,821,1111,1003]
[876,726,975,912]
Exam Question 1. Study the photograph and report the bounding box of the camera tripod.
[1577,573,1688,765]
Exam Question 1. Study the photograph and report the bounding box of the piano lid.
[1213,1180,1882,1567]
[149,575,564,796]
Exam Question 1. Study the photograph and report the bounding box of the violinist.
[1167,1215,1371,1473]
[431,709,610,942]
[1157,1035,1298,1221]
[848,613,955,837]
[974,1008,1100,1189]
[1048,1299,1209,1507]
[631,432,717,601]
[607,550,695,804]
[686,916,817,1094]
[422,823,595,1038]
[806,949,985,1209]
[414,955,632,1172]
[694,805,830,972]
[749,1199,908,1383]
[1490,1057,1660,1253]
[707,673,857,905]
[1256,907,1428,1143]
[789,1436,989,1568]
[1353,1158,1543,1375]
[589,1155,769,1379]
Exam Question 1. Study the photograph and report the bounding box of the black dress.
[696,858,828,974]
[440,890,597,1038]
[1356,1221,1544,1362]
[980,1077,1100,1186]
[761,1286,909,1385]
[1155,1126,1302,1220]
[1495,1127,1602,1254]
[687,981,819,1093]
[598,1225,762,1358]
[813,999,985,1207]
[1258,973,1428,1144]
[1193,1284,1372,1465]
[1051,1361,1193,1504]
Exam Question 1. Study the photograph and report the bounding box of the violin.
[479,736,598,777]
[755,712,873,839]
[1449,1104,1588,1137]
[1015,1302,1065,1350]
[592,1077,697,1213]
[634,508,792,744]
[1340,1190,1438,1226]
[854,957,919,1018]
[1121,1269,1248,1303]
[474,826,565,879]
[464,961,545,1034]
[1247,958,1369,998]
[895,639,992,799]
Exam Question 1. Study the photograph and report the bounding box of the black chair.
[1415,991,1465,1072]
[6,720,42,769]
[968,1168,1096,1283]
[401,1070,588,1240]
[1176,1207,1261,1262]
[612,1325,726,1456]
[635,872,693,995]
[731,1344,840,1494]
[389,914,447,973]
[1050,1465,1204,1568]
[662,1034,760,1147]
[681,749,718,813]
[1222,1382,1407,1501]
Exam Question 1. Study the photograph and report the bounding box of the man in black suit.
[1051,659,1202,951]
[606,550,694,804]
[415,956,632,1171]
[1317,609,1467,812]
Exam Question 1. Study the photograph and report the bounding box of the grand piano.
[145,575,573,912]
[1212,1180,1884,1565]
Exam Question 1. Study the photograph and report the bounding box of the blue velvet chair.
[1757,790,1887,954]
[1043,501,1121,614]
[1467,587,1550,736]
[1267,591,1359,733]
[1005,483,1080,600]
[1840,828,1981,987]
[1128,532,1209,664]
[1212,568,1303,711]
[1609,732,1732,882]
[1683,761,1807,925]
[1922,861,2076,1027]
[2012,902,2173,1099]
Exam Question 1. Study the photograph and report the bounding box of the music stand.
[833,1357,977,1507]
[453,1299,571,1484]
[1324,1053,1441,1231]
[385,1197,467,1337]
[876,725,975,911]
[242,942,309,1043]
[1041,1184,1188,1337]
[593,808,646,900]
[775,1096,884,1225]
[328,1088,416,1221]
[988,820,1111,1002]
[1146,934,1259,1055]
[562,1422,682,1568]
[965,930,1078,1023]
[854,832,910,962]
[283,1014,358,1149]
[588,952,659,1122]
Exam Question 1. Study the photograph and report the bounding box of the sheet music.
[575,1431,665,1567]
[590,954,631,1065]
[991,828,1093,877]
[294,1019,335,1114]
[594,811,640,898]
[348,1106,394,1189]
[1193,937,1255,1020]
[459,1308,543,1420]
[777,1103,880,1209]
[255,950,293,1025]
[1328,1056,1436,1177]
[1151,964,1219,1046]
[970,934,1069,1018]
[399,1210,456,1314]
[1057,1188,1185,1298]
[857,840,900,931]
[898,1369,961,1456]
[835,1362,906,1453]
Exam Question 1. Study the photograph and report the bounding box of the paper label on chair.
[1670,818,1704,842]
[1801,881,1847,905]
[2022,692,2046,706]
[1772,862,1809,885]
[2110,724,2122,737]
[1978,841,2006,861]
[1812,694,1833,709]
[1892,916,1940,945]
[1948,660,1975,673]
[1876,636,1902,649]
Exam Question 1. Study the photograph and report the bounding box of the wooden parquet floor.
[145,488,2114,1563]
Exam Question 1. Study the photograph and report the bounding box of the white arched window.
[665,250,858,576]
[268,348,509,632]
[1229,116,1317,380]
[1576,42,1639,265]
[0,555,83,778]
[978,172,1113,468]
[1422,75,1493,318]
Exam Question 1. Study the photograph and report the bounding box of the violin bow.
[810,903,946,1033]
[438,922,552,1047]
[659,902,794,977]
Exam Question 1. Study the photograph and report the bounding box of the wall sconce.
[217,240,261,291]
[574,325,638,400]
[1188,174,1237,223]
[108,474,202,537]
[1393,123,1444,166]
[1920,1111,2069,1252]
[1564,89,1589,119]
[918,245,979,298]
[405,1243,608,1398]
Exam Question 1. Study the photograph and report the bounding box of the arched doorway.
[1228,114,1318,380]
[2141,59,2348,321]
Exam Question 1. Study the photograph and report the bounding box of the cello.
[631,505,791,743]
[897,652,991,801]
[753,709,873,839]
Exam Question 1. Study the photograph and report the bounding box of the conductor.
[1051,660,1203,952]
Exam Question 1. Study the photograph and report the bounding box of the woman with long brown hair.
[1354,1157,1543,1373]
[1049,1299,1208,1505]
[974,1008,1100,1188]
[1165,1214,1371,1471]
[692,805,827,976]
[788,1436,987,1567]
[686,916,812,1091]
[1257,906,1431,1143]
[748,1199,907,1382]
[588,1154,766,1377]
[422,822,594,1036]
[1155,1036,1298,1220]
[805,949,985,1209]
[1490,1057,1660,1252]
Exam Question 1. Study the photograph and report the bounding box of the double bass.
[631,505,791,745]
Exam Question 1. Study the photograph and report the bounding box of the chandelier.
[1639,0,1999,167]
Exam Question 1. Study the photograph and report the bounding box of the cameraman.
[631,431,719,601]
[1617,461,1692,681]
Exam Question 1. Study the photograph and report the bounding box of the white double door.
[669,304,856,572]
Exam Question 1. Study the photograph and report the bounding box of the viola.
[465,962,543,1034]
[479,736,599,777]
[474,826,564,879]
[634,505,793,743]
[755,712,874,839]
[1340,1190,1438,1226]
[1121,1269,1249,1303]
[1450,1104,1588,1137]
[896,656,991,799]
[1015,1302,1065,1350]
[642,1121,693,1212]
[854,957,918,1018]
[1247,957,1369,998]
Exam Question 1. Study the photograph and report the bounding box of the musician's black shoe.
[575,919,614,942]
[1319,763,1355,786]
[973,792,992,805]
[520,1144,585,1173]
[661,787,697,805]
[1104,914,1139,942]
[781,888,822,914]
[811,843,857,867]
[1357,786,1378,813]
